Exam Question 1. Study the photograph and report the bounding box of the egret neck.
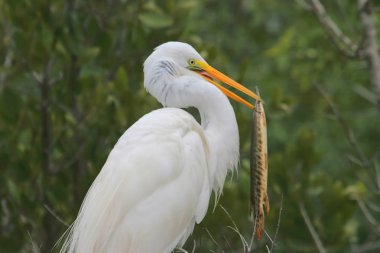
[195,83,239,196]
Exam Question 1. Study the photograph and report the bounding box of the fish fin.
[265,192,270,214]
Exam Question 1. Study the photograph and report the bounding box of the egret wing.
[61,108,211,253]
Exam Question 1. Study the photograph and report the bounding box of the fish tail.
[254,206,264,240]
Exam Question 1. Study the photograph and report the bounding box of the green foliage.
[1,0,379,252]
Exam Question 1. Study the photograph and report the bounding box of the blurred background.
[1,0,380,252]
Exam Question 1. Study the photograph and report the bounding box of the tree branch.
[268,195,283,253]
[43,204,69,227]
[299,202,327,253]
[314,83,378,186]
[358,0,380,109]
[355,198,380,235]
[309,0,361,58]
[351,240,380,253]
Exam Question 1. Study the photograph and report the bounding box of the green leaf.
[17,130,31,152]
[344,182,368,199]
[138,12,173,29]
[114,67,128,87]
[7,180,21,205]
[82,47,101,62]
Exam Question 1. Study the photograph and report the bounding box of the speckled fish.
[250,87,270,240]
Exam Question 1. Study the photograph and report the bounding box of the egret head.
[143,42,259,109]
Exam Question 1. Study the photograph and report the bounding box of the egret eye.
[189,59,196,66]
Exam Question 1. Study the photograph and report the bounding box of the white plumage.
[60,42,258,253]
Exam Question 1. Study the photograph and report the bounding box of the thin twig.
[264,230,273,246]
[227,225,250,252]
[43,204,69,227]
[351,240,380,253]
[367,200,380,213]
[192,240,196,253]
[296,0,312,10]
[27,231,40,253]
[355,198,380,235]
[314,83,378,187]
[353,85,377,105]
[204,227,225,253]
[223,235,232,250]
[175,245,195,253]
[299,202,327,253]
[220,205,250,252]
[268,194,284,253]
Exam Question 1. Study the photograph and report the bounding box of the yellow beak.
[194,60,260,109]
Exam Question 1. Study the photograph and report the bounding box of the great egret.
[60,41,260,253]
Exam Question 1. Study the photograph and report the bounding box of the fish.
[250,87,270,240]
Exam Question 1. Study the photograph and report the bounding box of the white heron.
[59,41,260,253]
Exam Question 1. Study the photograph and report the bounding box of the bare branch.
[358,0,380,109]
[351,240,380,253]
[314,83,378,189]
[296,0,312,10]
[43,204,69,227]
[299,202,327,253]
[309,0,361,58]
[222,235,232,250]
[268,195,283,253]
[308,0,380,107]
[353,85,377,105]
[220,205,250,252]
[27,231,41,253]
[367,200,380,213]
[355,198,380,235]
[204,227,225,253]
[175,243,196,253]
